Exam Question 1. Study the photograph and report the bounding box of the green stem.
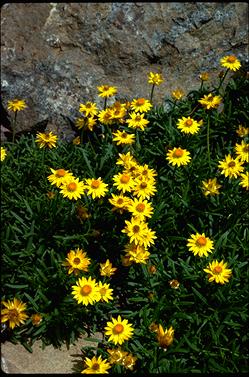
[207,115,211,169]
[104,97,107,110]
[150,84,155,103]
[135,129,141,151]
[217,68,229,92]
[12,111,17,142]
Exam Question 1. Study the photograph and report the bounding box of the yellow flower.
[97,85,117,98]
[122,353,137,370]
[76,205,90,221]
[60,177,85,200]
[203,260,232,284]
[73,136,81,145]
[124,242,150,264]
[187,232,214,257]
[84,177,108,199]
[81,355,111,374]
[31,313,43,326]
[98,109,113,125]
[72,276,101,306]
[132,177,157,200]
[176,116,202,135]
[107,347,128,364]
[79,102,98,117]
[122,161,140,178]
[171,89,184,100]
[236,125,249,138]
[100,259,117,277]
[35,131,58,149]
[116,151,136,167]
[220,55,241,71]
[166,147,191,167]
[7,99,27,112]
[235,141,249,162]
[198,93,222,110]
[218,154,244,179]
[112,172,135,193]
[46,191,55,199]
[139,225,157,248]
[86,117,97,131]
[126,112,150,131]
[239,172,249,190]
[104,315,134,345]
[199,72,209,81]
[122,217,148,245]
[169,279,180,289]
[108,193,131,213]
[112,130,135,145]
[109,105,126,121]
[75,117,85,130]
[147,72,164,86]
[1,298,28,329]
[127,198,154,220]
[156,324,174,349]
[201,178,222,196]
[136,164,157,180]
[47,168,74,188]
[1,147,7,161]
[130,98,152,113]
[97,282,113,303]
[62,248,91,275]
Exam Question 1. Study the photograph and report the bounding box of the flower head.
[104,315,134,345]
[239,172,249,190]
[236,125,249,138]
[31,313,43,326]
[204,260,232,284]
[169,279,180,289]
[201,178,222,196]
[127,198,154,221]
[220,55,241,71]
[81,355,111,374]
[60,177,85,200]
[132,177,157,200]
[35,131,58,149]
[166,147,191,167]
[199,72,209,81]
[97,282,113,303]
[79,102,98,117]
[108,193,131,213]
[112,172,135,193]
[72,276,101,305]
[235,140,249,162]
[126,112,150,131]
[97,85,117,98]
[176,116,203,135]
[171,89,184,100]
[1,298,28,329]
[218,154,244,179]
[62,248,91,275]
[147,72,164,86]
[198,93,222,110]
[73,136,81,145]
[124,242,150,264]
[100,259,117,277]
[112,130,135,145]
[130,98,152,113]
[1,147,7,161]
[156,324,174,349]
[107,347,128,365]
[84,177,108,199]
[47,168,74,188]
[116,151,136,167]
[98,109,113,125]
[187,232,214,257]
[122,217,148,245]
[7,99,27,112]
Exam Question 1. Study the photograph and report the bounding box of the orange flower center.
[135,115,141,121]
[243,146,249,152]
[133,225,140,233]
[228,161,236,167]
[207,95,214,102]
[92,363,100,370]
[8,309,18,320]
[214,265,222,273]
[67,182,77,192]
[185,119,193,126]
[73,257,81,265]
[86,103,92,108]
[140,182,147,189]
[113,324,124,334]
[56,169,66,177]
[227,55,236,63]
[173,149,184,158]
[136,98,145,105]
[120,174,130,184]
[91,180,101,189]
[121,132,127,138]
[196,236,207,246]
[136,203,145,212]
[117,198,124,204]
[80,285,92,296]
[103,86,110,91]
[99,287,107,295]
[142,169,148,175]
[44,134,51,141]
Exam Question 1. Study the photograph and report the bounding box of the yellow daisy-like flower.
[47,168,74,188]
[72,276,101,306]
[108,193,131,213]
[239,172,249,190]
[7,99,27,112]
[176,116,202,135]
[75,117,85,130]
[199,72,209,81]
[84,177,108,199]
[86,117,97,131]
[31,313,43,326]
[127,198,154,220]
[97,85,117,98]
[112,130,135,145]
[166,147,191,167]
[140,225,157,248]
[109,106,126,121]
[79,102,98,117]
[235,140,249,162]
[116,151,136,167]
[122,353,138,370]
[198,93,222,110]
[218,154,244,179]
[60,177,85,200]
[124,242,150,264]
[137,164,157,180]
[73,136,81,145]
[112,172,135,193]
[169,279,180,289]
[203,260,232,284]
[123,161,140,178]
[1,298,28,329]
[130,98,152,113]
[126,112,150,131]
[220,55,241,71]
[187,232,214,257]
[122,217,148,245]
[147,72,164,86]
[132,177,157,200]
[100,259,117,277]
[81,355,111,374]
[1,147,7,161]
[156,324,174,349]
[62,248,91,275]
[107,347,128,365]
[104,315,134,345]
[35,131,58,149]
[171,89,184,100]
[98,108,113,125]
[97,282,114,303]
[201,178,222,197]
[236,125,249,138]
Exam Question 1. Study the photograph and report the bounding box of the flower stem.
[207,115,211,169]
[104,98,107,110]
[12,111,17,142]
[150,84,155,103]
[217,68,229,92]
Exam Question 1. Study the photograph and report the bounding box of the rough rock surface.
[1,2,248,136]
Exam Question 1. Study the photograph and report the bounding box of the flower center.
[91,180,101,189]
[207,95,214,102]
[214,265,222,273]
[133,225,140,233]
[137,98,145,105]
[227,55,236,63]
[86,103,92,108]
[121,132,127,138]
[228,161,236,167]
[136,203,145,212]
[173,149,184,158]
[99,287,107,295]
[80,285,92,296]
[185,119,193,126]
[56,169,66,177]
[117,198,124,204]
[140,182,147,189]
[67,182,77,192]
[92,363,100,371]
[113,324,124,334]
[120,174,130,184]
[103,86,110,91]
[73,257,81,265]
[196,236,207,246]
[142,169,148,175]
[243,146,249,152]
[8,309,18,320]
[44,134,51,141]
[135,115,141,121]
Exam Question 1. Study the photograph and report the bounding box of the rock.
[1,2,248,135]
